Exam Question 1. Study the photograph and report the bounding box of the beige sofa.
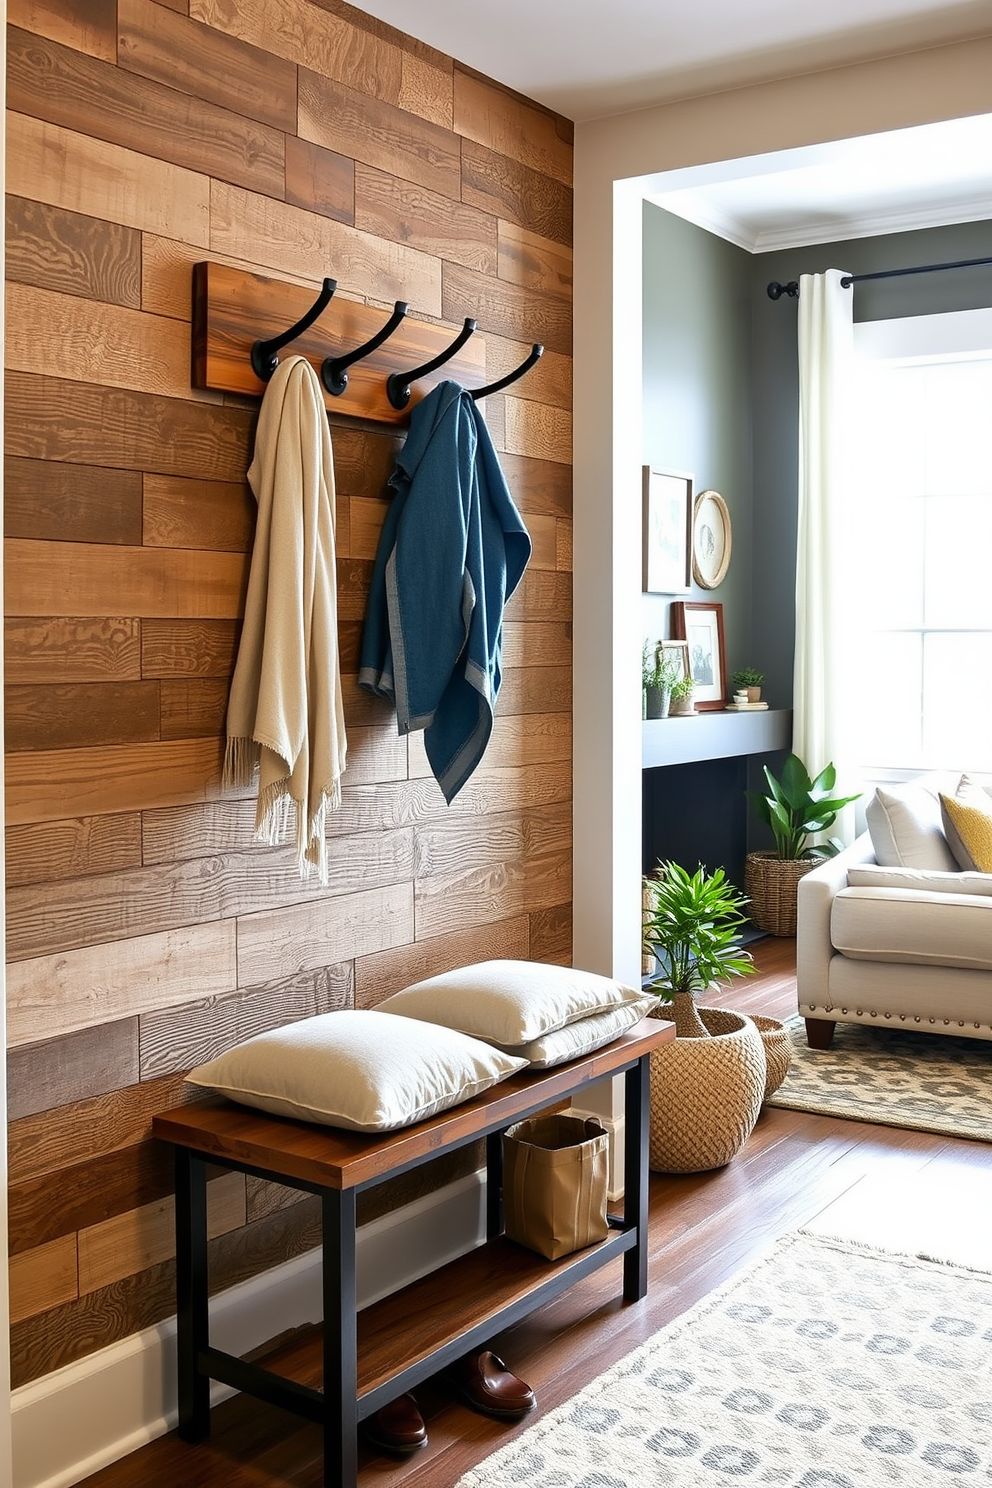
[795,775,992,1048]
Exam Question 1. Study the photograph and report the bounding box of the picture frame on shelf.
[658,639,691,684]
[642,467,692,594]
[671,601,727,710]
[692,489,732,589]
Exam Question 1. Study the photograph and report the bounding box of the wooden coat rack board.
[192,261,487,426]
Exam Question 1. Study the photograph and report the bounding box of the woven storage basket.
[744,851,817,937]
[749,1014,792,1099]
[647,1006,766,1173]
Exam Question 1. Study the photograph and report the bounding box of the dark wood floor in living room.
[78,937,992,1488]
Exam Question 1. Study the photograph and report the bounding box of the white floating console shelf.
[642,709,792,770]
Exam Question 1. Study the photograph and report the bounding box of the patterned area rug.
[457,1232,992,1488]
[765,1016,992,1141]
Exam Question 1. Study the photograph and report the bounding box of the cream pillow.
[377,960,644,1045]
[941,775,992,872]
[848,863,992,897]
[865,781,958,871]
[494,997,655,1069]
[185,1010,528,1132]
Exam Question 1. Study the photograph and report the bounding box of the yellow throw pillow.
[940,783,992,873]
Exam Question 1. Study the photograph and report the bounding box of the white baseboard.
[11,1171,486,1488]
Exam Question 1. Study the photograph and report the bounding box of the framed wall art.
[671,601,727,710]
[642,467,692,594]
[692,489,732,589]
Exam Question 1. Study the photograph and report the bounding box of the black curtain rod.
[767,254,992,301]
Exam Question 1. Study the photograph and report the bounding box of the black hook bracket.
[766,280,800,301]
[385,318,478,410]
[250,277,337,381]
[321,301,408,397]
[468,344,544,401]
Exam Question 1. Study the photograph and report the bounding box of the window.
[848,311,992,775]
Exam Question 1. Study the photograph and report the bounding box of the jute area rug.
[456,1232,992,1488]
[764,1016,992,1141]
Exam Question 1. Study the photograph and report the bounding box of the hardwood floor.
[78,937,992,1487]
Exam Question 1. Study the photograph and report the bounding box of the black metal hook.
[468,344,544,401]
[321,301,408,396]
[250,277,337,381]
[385,318,478,410]
[766,280,800,301]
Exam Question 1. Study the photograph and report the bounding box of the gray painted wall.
[642,202,754,685]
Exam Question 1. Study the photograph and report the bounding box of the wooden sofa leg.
[804,1018,836,1049]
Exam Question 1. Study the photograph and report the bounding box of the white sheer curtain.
[792,269,859,837]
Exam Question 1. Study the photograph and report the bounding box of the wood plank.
[557,517,573,571]
[8,1140,176,1254]
[5,1019,139,1123]
[299,67,461,202]
[5,539,247,619]
[235,881,414,986]
[5,111,210,247]
[209,183,443,319]
[454,69,571,188]
[345,495,389,560]
[501,450,572,519]
[484,335,571,412]
[9,1195,322,1389]
[141,619,240,678]
[7,0,117,61]
[139,963,354,1078]
[5,736,233,825]
[5,830,415,962]
[413,802,569,880]
[339,724,408,787]
[354,915,529,1006]
[143,474,255,552]
[5,681,161,753]
[408,710,570,780]
[5,196,141,307]
[6,921,237,1046]
[399,49,453,131]
[118,0,297,131]
[5,283,196,402]
[523,512,557,570]
[337,558,372,622]
[443,263,571,358]
[354,164,497,274]
[8,1235,78,1326]
[3,456,143,546]
[160,678,228,739]
[5,813,143,888]
[140,798,260,863]
[8,1072,195,1186]
[77,1171,246,1294]
[461,139,572,249]
[5,617,142,685]
[332,426,402,501]
[7,25,285,199]
[504,395,572,465]
[498,664,571,715]
[508,569,573,621]
[414,840,571,939]
[502,620,572,667]
[4,373,254,483]
[285,136,356,227]
[497,219,573,300]
[529,902,573,964]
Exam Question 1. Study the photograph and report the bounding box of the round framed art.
[692,490,731,589]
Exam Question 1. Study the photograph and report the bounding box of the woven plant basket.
[744,851,818,937]
[749,1013,792,1100]
[647,1006,766,1173]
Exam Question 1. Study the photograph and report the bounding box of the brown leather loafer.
[443,1350,537,1419]
[362,1393,428,1455]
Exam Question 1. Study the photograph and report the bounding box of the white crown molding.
[645,192,759,252]
[752,195,992,253]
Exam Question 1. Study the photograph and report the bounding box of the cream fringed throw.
[224,355,346,882]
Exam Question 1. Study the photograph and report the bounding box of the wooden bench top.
[152,1018,674,1192]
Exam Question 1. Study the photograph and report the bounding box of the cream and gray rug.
[766,1016,992,1141]
[457,1232,992,1487]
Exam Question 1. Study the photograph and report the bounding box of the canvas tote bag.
[502,1114,609,1260]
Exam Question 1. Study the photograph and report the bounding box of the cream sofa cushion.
[847,864,992,897]
[186,1009,528,1131]
[832,886,992,972]
[865,781,958,871]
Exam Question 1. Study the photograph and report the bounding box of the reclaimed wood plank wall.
[4,0,573,1388]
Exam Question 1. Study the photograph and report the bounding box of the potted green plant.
[731,666,764,702]
[667,673,696,716]
[640,861,766,1172]
[642,641,681,719]
[744,753,861,935]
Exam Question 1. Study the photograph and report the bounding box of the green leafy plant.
[642,861,755,1005]
[747,753,861,861]
[670,674,695,700]
[643,641,681,692]
[731,666,764,689]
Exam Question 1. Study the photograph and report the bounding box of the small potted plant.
[667,673,696,716]
[641,861,765,1171]
[642,641,681,719]
[744,753,861,935]
[731,666,764,703]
